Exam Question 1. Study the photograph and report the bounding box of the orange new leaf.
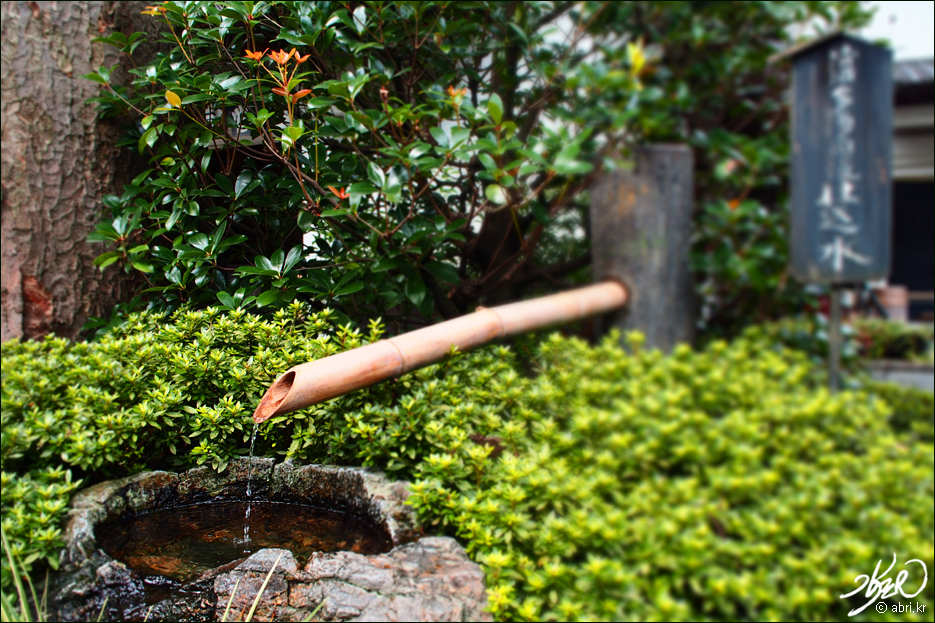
[292,89,312,103]
[269,49,291,65]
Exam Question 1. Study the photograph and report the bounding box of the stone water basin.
[50,458,490,621]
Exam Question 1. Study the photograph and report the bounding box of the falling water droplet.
[243,423,259,552]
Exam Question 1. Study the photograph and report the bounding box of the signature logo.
[840,553,928,616]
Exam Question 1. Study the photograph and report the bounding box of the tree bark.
[1,1,155,342]
[590,144,696,352]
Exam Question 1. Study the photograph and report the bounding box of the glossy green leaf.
[321,209,351,218]
[425,260,459,285]
[298,209,316,230]
[166,207,183,231]
[334,281,364,296]
[256,290,280,307]
[367,162,386,188]
[216,291,235,308]
[479,153,498,171]
[93,252,122,269]
[430,127,449,148]
[404,275,426,305]
[372,258,404,272]
[138,127,158,153]
[270,249,286,271]
[485,184,507,205]
[487,93,503,125]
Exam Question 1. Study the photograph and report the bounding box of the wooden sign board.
[789,33,893,284]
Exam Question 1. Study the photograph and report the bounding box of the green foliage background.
[5,1,931,620]
[3,305,933,620]
[606,1,874,336]
[854,319,935,364]
[84,0,874,338]
[85,0,646,330]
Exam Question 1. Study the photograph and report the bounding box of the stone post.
[590,144,695,351]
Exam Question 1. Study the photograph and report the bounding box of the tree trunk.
[1,1,155,342]
[590,144,696,352]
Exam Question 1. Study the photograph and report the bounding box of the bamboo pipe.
[252,281,628,423]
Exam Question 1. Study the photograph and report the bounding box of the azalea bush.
[404,332,934,620]
[2,305,360,476]
[863,380,934,444]
[737,315,861,372]
[86,0,646,329]
[2,303,355,586]
[1,302,514,585]
[4,305,933,620]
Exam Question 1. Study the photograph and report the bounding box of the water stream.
[242,423,259,551]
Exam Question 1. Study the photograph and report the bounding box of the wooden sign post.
[786,33,893,391]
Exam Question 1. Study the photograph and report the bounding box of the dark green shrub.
[3,308,933,620]
[736,315,860,372]
[865,380,935,444]
[85,0,645,325]
[854,319,934,364]
[83,1,875,337]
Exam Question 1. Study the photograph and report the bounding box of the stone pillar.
[590,144,695,351]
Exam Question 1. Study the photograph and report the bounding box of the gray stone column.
[590,144,696,351]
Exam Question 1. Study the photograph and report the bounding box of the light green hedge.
[2,306,933,620]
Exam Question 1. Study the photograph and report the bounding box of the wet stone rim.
[63,457,418,563]
[54,458,490,622]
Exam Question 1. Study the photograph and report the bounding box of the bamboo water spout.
[252,281,628,423]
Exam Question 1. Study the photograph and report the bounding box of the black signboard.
[789,33,893,284]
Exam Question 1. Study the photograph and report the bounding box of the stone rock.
[95,560,131,586]
[214,540,490,622]
[177,456,275,502]
[49,458,489,622]
[270,460,419,545]
[63,470,179,565]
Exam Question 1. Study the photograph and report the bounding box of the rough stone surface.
[63,470,180,565]
[271,460,419,545]
[215,540,490,622]
[177,456,275,502]
[50,458,488,621]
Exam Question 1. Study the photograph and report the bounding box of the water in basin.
[96,501,392,583]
